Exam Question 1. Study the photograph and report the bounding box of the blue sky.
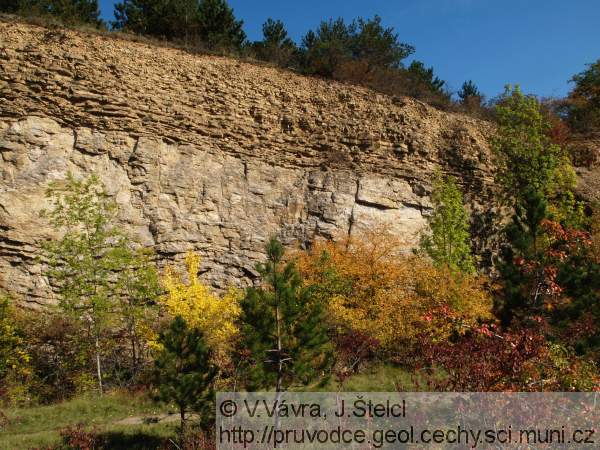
[98,0,600,99]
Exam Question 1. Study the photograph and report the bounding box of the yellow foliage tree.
[296,229,493,352]
[159,252,241,369]
[0,293,32,406]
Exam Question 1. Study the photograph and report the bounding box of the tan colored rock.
[0,19,501,306]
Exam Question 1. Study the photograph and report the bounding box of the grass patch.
[314,364,418,392]
[0,391,173,449]
[0,365,431,448]
[295,363,424,392]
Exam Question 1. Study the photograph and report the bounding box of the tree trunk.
[274,258,283,443]
[95,333,103,396]
[130,312,138,376]
[131,334,137,376]
[179,404,187,446]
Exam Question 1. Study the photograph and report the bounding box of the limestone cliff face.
[0,20,498,306]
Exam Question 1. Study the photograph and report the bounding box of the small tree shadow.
[97,431,166,450]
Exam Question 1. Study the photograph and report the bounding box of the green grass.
[309,364,420,392]
[337,365,417,391]
[0,365,424,448]
[0,391,176,449]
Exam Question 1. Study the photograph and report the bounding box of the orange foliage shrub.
[296,229,493,353]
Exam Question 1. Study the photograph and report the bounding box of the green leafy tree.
[153,316,217,434]
[0,293,30,403]
[493,86,587,324]
[42,173,123,395]
[239,238,332,392]
[492,85,562,204]
[420,173,475,273]
[493,87,558,323]
[42,173,159,394]
[116,247,161,377]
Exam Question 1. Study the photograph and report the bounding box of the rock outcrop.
[570,133,600,204]
[0,19,498,306]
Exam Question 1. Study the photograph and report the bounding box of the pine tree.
[351,16,414,70]
[153,316,217,435]
[498,188,548,325]
[407,60,446,94]
[252,18,297,67]
[0,0,19,13]
[300,16,413,77]
[300,18,353,76]
[1,0,102,26]
[48,0,101,25]
[113,0,245,50]
[458,80,483,108]
[239,238,332,392]
[113,0,200,40]
[197,0,246,50]
[420,172,475,273]
[261,18,294,49]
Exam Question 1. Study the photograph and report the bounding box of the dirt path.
[114,413,198,425]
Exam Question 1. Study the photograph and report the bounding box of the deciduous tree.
[160,251,241,370]
[116,247,161,376]
[297,230,492,354]
[43,173,124,395]
[492,85,562,204]
[419,172,475,273]
[42,173,159,394]
[0,293,30,405]
[418,319,598,391]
